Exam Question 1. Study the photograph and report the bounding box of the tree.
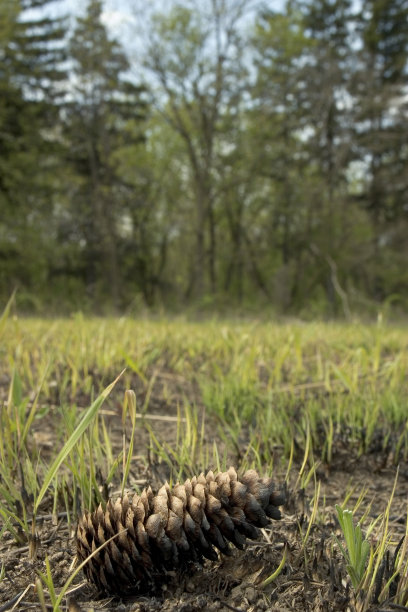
[112,116,186,307]
[291,0,356,312]
[142,1,249,301]
[64,0,146,309]
[249,5,320,309]
[249,0,374,314]
[351,0,408,299]
[0,0,67,305]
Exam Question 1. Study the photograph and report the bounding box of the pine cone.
[76,467,285,595]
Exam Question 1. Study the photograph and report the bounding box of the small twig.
[0,593,26,612]
[100,410,187,422]
[0,584,33,611]
[213,597,245,612]
[64,581,88,596]
[0,536,68,555]
[9,604,52,612]
[26,512,68,524]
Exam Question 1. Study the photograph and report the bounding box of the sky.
[61,0,178,59]
[63,0,285,37]
[65,0,139,33]
[57,0,285,75]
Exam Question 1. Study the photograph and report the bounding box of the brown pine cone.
[76,467,285,595]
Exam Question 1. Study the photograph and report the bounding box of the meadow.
[0,302,407,611]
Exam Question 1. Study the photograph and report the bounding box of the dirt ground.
[0,373,406,611]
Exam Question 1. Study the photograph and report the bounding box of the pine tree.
[351,0,408,298]
[250,5,318,308]
[64,0,146,309]
[0,0,67,303]
[292,0,355,312]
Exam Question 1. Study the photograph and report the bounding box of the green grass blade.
[0,290,16,339]
[34,370,124,514]
[8,367,22,409]
[261,544,288,587]
[21,361,50,448]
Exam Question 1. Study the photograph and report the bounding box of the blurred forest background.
[0,0,407,316]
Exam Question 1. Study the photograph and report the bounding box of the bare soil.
[0,372,406,612]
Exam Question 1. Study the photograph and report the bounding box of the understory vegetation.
[0,301,407,610]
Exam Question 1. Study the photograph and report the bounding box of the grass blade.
[0,290,16,339]
[34,370,124,514]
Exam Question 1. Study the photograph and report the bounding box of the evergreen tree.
[0,0,67,305]
[64,0,146,309]
[292,0,355,312]
[351,0,408,298]
[250,6,313,308]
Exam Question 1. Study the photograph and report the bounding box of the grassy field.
[0,304,407,611]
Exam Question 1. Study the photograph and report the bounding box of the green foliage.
[0,0,407,314]
[335,504,371,589]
